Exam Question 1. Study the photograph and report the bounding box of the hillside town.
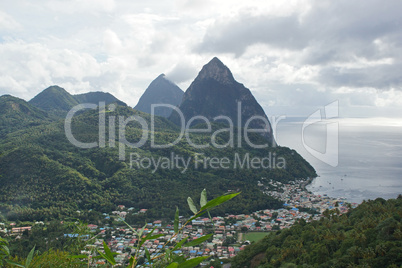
[1,178,358,267]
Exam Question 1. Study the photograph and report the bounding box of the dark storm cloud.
[166,62,198,84]
[195,0,402,90]
[319,63,402,89]
[194,14,309,56]
[300,0,402,64]
[196,0,402,60]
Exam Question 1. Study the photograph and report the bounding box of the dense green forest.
[0,94,316,222]
[232,196,402,268]
[0,95,52,138]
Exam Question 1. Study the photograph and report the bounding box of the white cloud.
[0,10,21,32]
[0,40,101,98]
[0,0,401,118]
[46,0,115,14]
[103,29,122,53]
[375,88,402,107]
[166,61,198,84]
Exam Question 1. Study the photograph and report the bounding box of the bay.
[275,117,402,203]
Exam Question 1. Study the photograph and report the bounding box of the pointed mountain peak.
[42,85,68,93]
[197,57,235,85]
[134,74,184,118]
[155,73,177,86]
[29,85,79,114]
[170,57,275,143]
[209,56,224,65]
[34,85,71,98]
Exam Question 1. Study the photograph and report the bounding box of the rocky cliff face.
[170,57,275,144]
[134,74,184,118]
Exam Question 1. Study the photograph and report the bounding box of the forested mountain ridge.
[29,85,80,116]
[232,196,402,268]
[29,85,126,117]
[74,91,127,107]
[0,59,317,223]
[0,99,316,222]
[0,95,51,138]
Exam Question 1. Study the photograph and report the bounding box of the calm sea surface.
[275,117,402,203]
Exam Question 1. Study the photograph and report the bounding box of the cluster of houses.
[261,178,358,215]
[0,178,357,266]
[83,219,245,264]
[81,217,249,266]
[78,179,356,266]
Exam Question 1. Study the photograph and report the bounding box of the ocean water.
[275,117,402,203]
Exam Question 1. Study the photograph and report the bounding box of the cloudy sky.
[1,0,401,118]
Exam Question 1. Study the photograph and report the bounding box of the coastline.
[307,173,402,204]
[301,176,314,192]
[305,175,355,204]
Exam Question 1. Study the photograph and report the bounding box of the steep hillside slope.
[232,197,402,268]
